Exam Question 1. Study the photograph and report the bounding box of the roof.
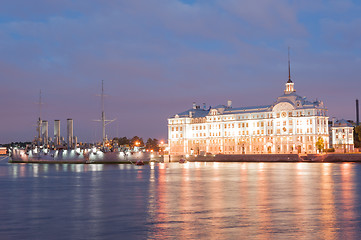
[333,119,354,128]
[175,108,210,118]
[169,82,326,119]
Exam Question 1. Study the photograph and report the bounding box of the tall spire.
[284,47,295,94]
[288,46,292,83]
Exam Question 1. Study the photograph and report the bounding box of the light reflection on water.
[1,162,361,239]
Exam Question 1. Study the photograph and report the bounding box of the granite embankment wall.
[308,153,361,162]
[167,153,361,163]
[168,154,300,162]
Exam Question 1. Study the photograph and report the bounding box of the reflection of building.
[158,142,169,155]
[331,119,354,153]
[168,80,329,155]
[0,147,7,155]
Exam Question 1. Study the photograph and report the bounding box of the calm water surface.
[1,158,361,239]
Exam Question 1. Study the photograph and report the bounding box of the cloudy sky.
[1,0,360,144]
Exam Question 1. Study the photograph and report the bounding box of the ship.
[9,82,154,164]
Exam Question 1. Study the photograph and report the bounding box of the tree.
[316,137,324,153]
[118,137,130,146]
[145,138,159,152]
[355,126,361,148]
[112,137,119,145]
[130,136,144,148]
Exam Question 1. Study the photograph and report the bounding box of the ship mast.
[96,81,115,148]
[37,89,43,147]
[101,80,106,147]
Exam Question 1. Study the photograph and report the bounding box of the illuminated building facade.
[168,80,329,155]
[331,119,354,153]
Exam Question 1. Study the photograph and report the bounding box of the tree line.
[112,136,160,151]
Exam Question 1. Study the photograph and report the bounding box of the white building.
[168,79,329,155]
[331,119,354,153]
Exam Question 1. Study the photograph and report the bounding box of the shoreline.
[7,153,361,164]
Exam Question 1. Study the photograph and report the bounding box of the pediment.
[272,102,294,112]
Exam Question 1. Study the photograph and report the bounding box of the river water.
[1,159,361,239]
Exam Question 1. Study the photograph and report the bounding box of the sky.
[0,0,360,144]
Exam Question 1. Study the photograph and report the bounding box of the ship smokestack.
[357,99,359,126]
[67,119,73,149]
[54,120,60,145]
[41,121,48,146]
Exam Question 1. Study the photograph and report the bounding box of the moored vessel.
[9,82,152,164]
